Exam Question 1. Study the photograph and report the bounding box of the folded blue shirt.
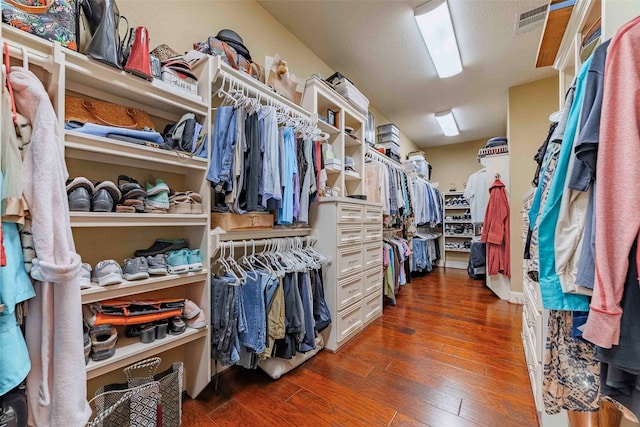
[65,121,164,144]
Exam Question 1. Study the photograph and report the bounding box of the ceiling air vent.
[515,4,548,35]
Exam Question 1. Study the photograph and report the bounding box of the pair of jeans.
[298,271,316,352]
[312,268,331,332]
[239,113,264,212]
[238,271,267,354]
[277,128,297,224]
[211,275,244,365]
[260,275,285,359]
[207,106,238,193]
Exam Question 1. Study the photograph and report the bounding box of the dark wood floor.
[182,268,538,427]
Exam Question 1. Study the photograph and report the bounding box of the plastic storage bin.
[377,123,399,136]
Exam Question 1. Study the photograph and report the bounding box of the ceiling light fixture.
[435,110,459,136]
[414,0,463,78]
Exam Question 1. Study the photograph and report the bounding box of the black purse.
[163,113,197,152]
[77,0,128,69]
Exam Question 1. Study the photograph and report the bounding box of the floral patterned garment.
[543,310,600,414]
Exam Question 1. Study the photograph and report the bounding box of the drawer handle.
[348,317,358,325]
[349,288,358,294]
[349,259,359,265]
[527,321,536,328]
[371,303,380,309]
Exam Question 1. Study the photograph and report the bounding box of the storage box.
[331,81,369,116]
[377,123,399,136]
[376,132,400,145]
[161,67,198,95]
[211,212,274,230]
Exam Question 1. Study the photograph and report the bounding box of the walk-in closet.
[2,0,640,425]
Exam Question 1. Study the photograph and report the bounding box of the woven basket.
[88,381,160,427]
[125,357,183,427]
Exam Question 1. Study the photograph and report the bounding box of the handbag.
[1,0,78,50]
[194,36,264,82]
[65,95,156,130]
[77,0,128,69]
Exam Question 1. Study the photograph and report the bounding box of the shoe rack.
[442,191,472,269]
[2,24,211,398]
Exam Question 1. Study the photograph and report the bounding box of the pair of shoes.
[91,260,124,287]
[168,191,203,214]
[117,175,146,213]
[83,323,91,365]
[144,176,170,212]
[168,316,187,335]
[125,319,168,343]
[183,299,207,329]
[134,238,187,257]
[123,255,169,279]
[89,324,118,361]
[166,249,202,274]
[67,177,121,212]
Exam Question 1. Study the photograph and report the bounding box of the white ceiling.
[259,0,557,147]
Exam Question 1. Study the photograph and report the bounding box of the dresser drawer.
[363,290,383,324]
[337,301,363,343]
[363,267,383,296]
[337,247,364,278]
[337,203,364,224]
[364,206,383,223]
[523,294,542,339]
[338,274,363,310]
[363,243,382,270]
[363,226,382,243]
[337,226,364,247]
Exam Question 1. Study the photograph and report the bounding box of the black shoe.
[134,238,187,257]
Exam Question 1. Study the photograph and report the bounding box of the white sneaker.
[79,262,93,289]
[92,260,123,287]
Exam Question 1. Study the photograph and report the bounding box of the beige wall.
[508,76,558,293]
[423,139,487,190]
[119,0,419,154]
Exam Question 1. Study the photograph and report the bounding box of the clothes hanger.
[3,42,18,126]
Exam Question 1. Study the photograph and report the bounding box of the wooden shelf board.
[536,1,576,68]
[81,271,208,304]
[65,131,208,173]
[64,49,207,116]
[444,234,473,239]
[444,220,473,224]
[86,328,207,380]
[318,120,340,135]
[444,205,470,210]
[445,248,471,253]
[70,212,208,227]
[212,228,312,241]
[344,171,362,182]
[344,133,362,147]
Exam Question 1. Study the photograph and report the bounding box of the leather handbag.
[124,26,152,80]
[65,95,156,130]
[77,0,127,69]
[1,0,78,50]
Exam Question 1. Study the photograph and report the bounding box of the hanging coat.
[481,178,511,278]
[9,67,91,427]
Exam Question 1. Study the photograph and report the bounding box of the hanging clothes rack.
[365,146,403,170]
[212,57,327,141]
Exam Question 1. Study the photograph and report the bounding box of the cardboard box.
[211,212,274,231]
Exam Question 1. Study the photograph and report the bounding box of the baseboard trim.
[509,291,525,305]
[445,261,468,270]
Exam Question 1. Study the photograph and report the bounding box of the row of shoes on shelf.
[445,241,472,250]
[445,196,469,206]
[445,213,472,221]
[445,224,474,235]
[79,239,201,288]
[66,175,203,214]
[83,299,206,364]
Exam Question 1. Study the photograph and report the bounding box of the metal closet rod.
[218,236,317,249]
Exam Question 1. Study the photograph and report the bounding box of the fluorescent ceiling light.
[435,110,459,136]
[414,0,463,78]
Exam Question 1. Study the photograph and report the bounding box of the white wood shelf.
[212,227,312,241]
[69,212,208,227]
[64,49,208,117]
[318,120,340,135]
[445,248,471,253]
[81,271,208,304]
[345,133,361,147]
[326,166,341,176]
[344,171,362,181]
[65,131,208,174]
[444,234,473,239]
[444,205,470,210]
[444,220,473,224]
[86,327,207,380]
